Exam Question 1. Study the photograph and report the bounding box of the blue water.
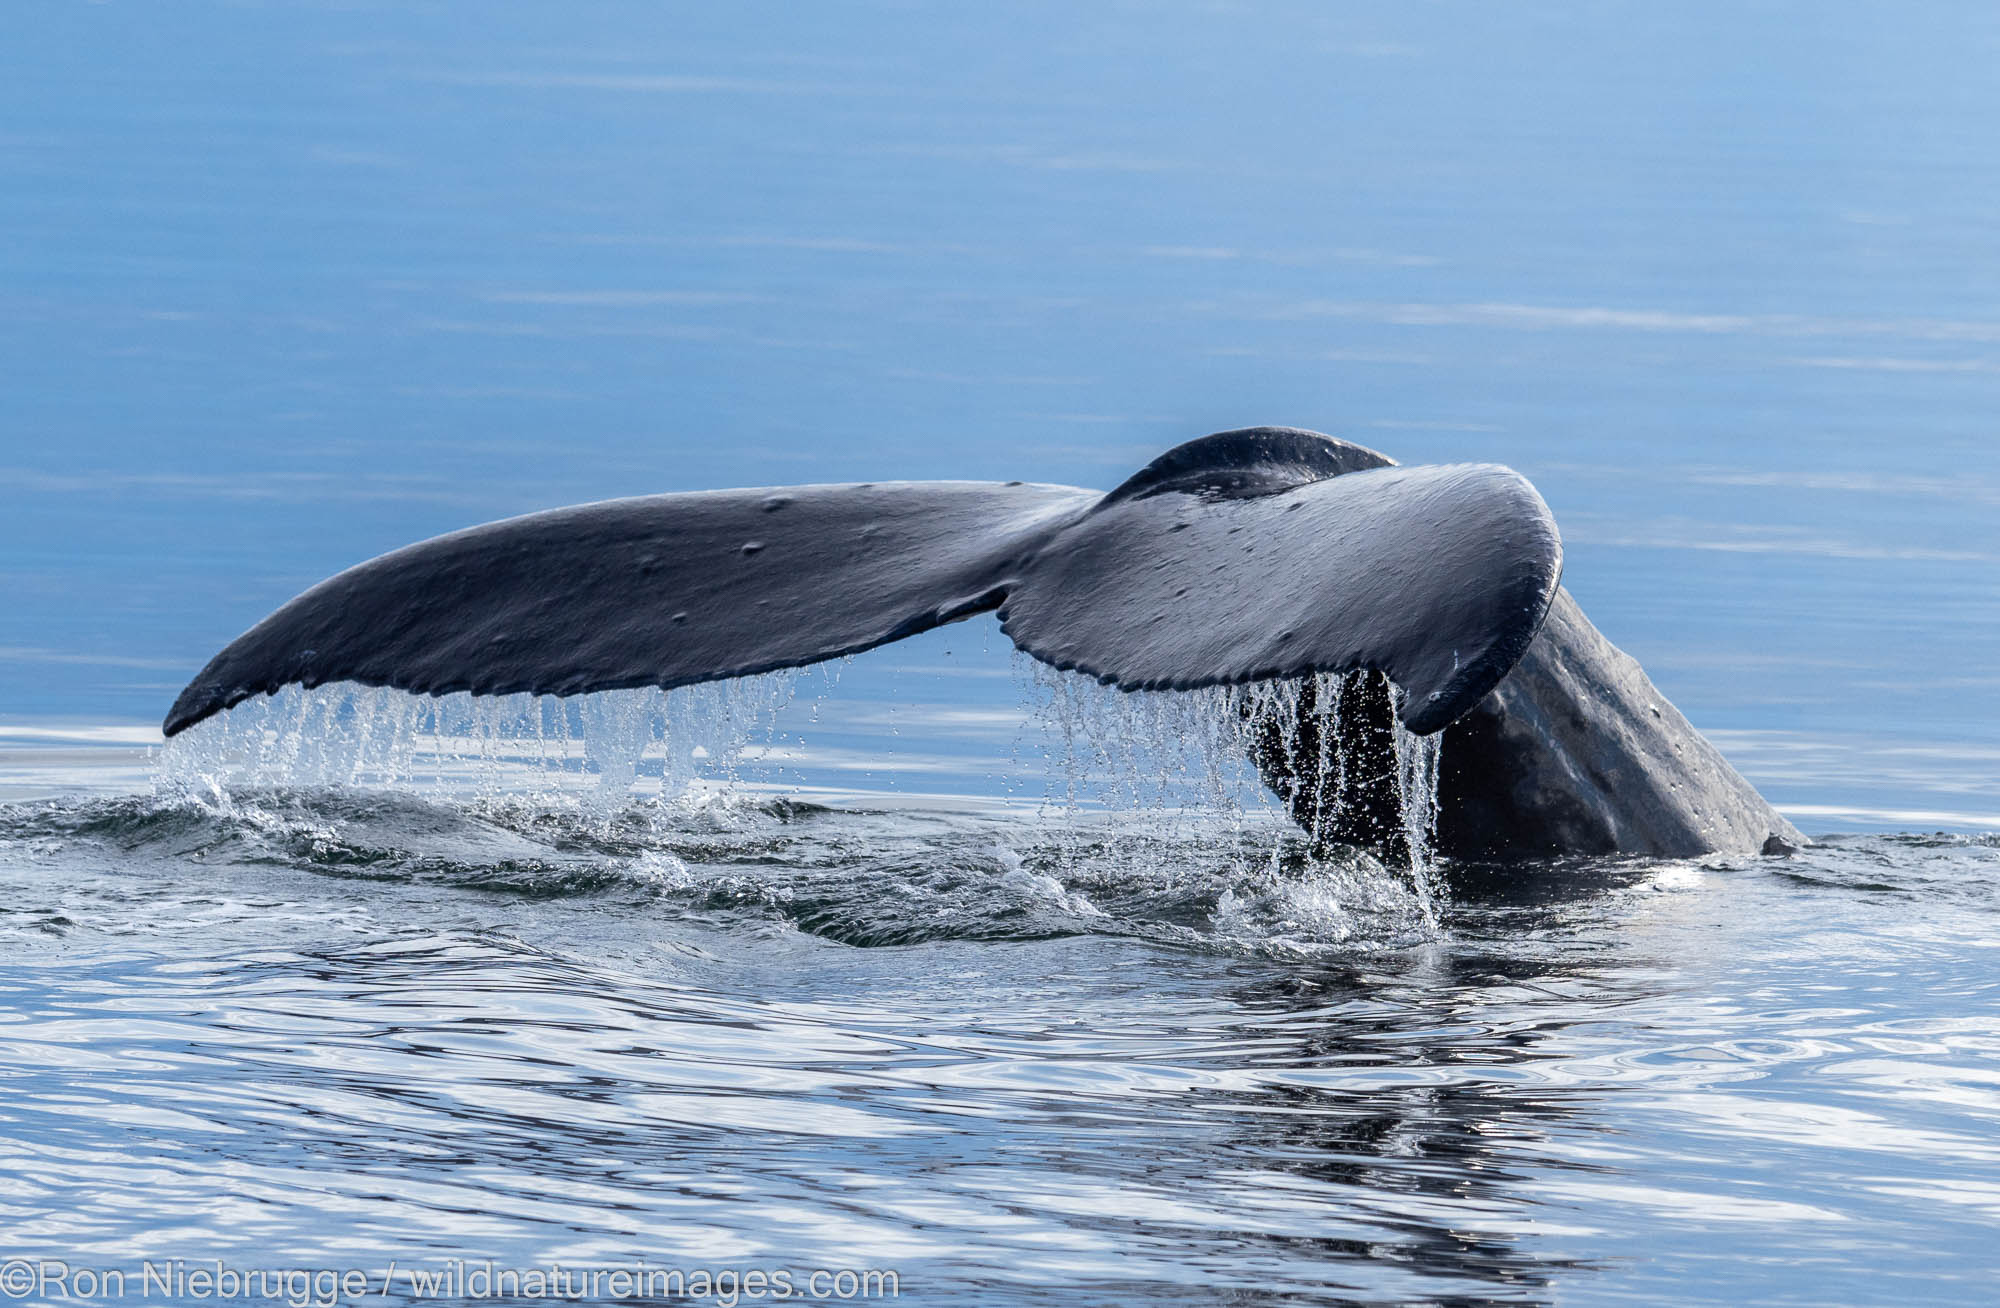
[4,1,2000,1302]
[6,785,2000,1305]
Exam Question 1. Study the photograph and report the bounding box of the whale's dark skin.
[1241,599,1803,862]
[1432,589,1801,859]
[163,427,1796,861]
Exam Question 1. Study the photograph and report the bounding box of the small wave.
[2,785,1442,956]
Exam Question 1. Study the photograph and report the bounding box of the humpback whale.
[163,427,1799,861]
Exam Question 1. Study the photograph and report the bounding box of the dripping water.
[157,674,810,817]
[156,659,1448,935]
[1015,661,1446,919]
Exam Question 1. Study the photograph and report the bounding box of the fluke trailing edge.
[163,427,1799,860]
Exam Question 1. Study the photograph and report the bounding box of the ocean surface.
[4,1,2000,1303]
[6,705,2000,1305]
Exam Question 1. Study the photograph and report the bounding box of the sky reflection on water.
[3,791,1999,1303]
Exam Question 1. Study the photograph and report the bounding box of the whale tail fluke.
[161,479,1098,737]
[163,428,1563,739]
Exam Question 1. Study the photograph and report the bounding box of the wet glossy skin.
[163,429,1560,742]
[1246,600,1801,863]
[165,427,1785,860]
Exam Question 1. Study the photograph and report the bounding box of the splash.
[154,655,1446,924]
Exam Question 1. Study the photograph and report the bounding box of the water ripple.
[2,790,1998,1300]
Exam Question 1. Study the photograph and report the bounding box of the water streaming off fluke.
[152,661,1450,945]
